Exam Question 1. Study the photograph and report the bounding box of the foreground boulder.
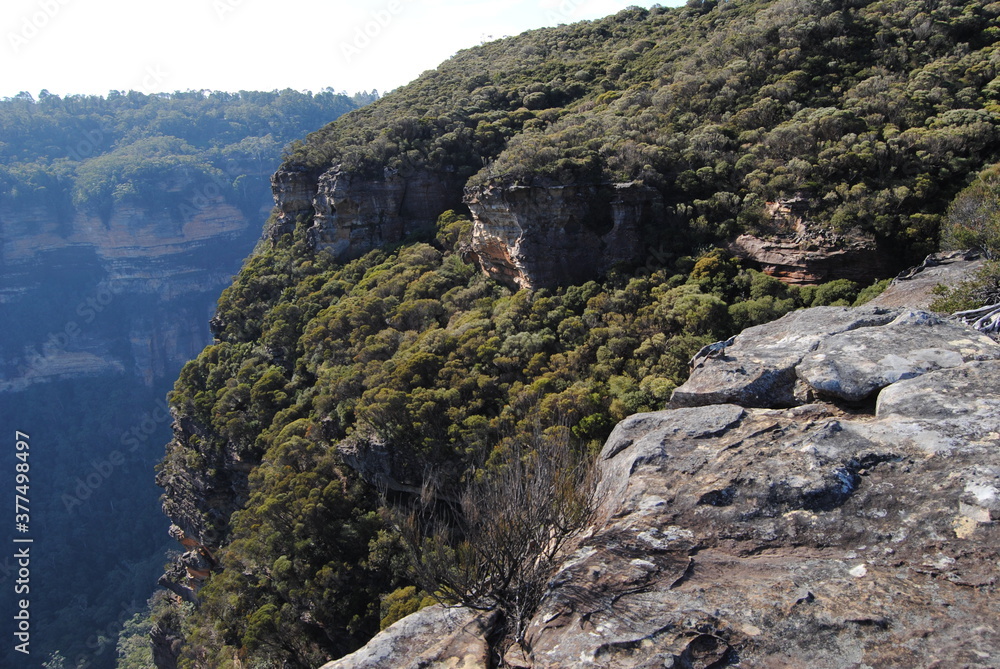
[319,605,496,669]
[670,306,1000,408]
[326,308,1000,668]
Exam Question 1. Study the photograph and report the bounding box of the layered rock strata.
[729,198,894,285]
[271,166,665,288]
[331,306,1000,668]
[269,165,464,258]
[730,231,892,284]
[311,167,464,258]
[464,182,662,290]
[0,191,262,389]
[268,164,320,239]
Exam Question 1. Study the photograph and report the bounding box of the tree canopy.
[284,0,1000,263]
[0,89,371,221]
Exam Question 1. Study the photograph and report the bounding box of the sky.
[0,0,674,100]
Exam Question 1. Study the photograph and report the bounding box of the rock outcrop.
[868,250,985,310]
[156,412,255,568]
[729,197,894,285]
[270,164,464,259]
[333,306,1000,668]
[670,306,1000,408]
[464,182,662,290]
[270,165,665,289]
[311,167,464,258]
[268,164,320,239]
[320,605,496,669]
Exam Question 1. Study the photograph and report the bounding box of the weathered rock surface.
[672,307,1000,408]
[319,605,495,669]
[669,305,899,408]
[272,167,665,290]
[337,308,1000,668]
[311,167,464,259]
[270,164,464,259]
[728,197,895,285]
[868,250,986,310]
[156,412,255,553]
[465,182,661,290]
[269,164,320,239]
[524,388,1000,666]
[796,310,1000,402]
[730,232,892,285]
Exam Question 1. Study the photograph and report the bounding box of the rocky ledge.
[270,165,666,288]
[728,198,894,285]
[328,305,1000,668]
[729,231,893,285]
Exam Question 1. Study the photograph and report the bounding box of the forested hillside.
[152,1,1000,667]
[287,0,1000,262]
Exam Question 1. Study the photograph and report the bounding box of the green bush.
[941,163,1000,259]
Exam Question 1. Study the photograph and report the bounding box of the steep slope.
[154,0,1000,667]
[0,90,365,668]
[327,306,1000,668]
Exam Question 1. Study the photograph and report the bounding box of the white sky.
[0,0,673,99]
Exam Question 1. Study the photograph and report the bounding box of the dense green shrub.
[941,163,1000,258]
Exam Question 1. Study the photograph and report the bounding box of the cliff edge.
[326,305,1000,668]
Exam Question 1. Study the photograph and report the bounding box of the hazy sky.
[0,0,671,99]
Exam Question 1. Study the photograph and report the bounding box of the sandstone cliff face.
[268,164,319,240]
[729,197,894,285]
[1,195,254,278]
[0,192,263,390]
[464,182,662,290]
[269,164,464,258]
[271,167,664,289]
[311,167,464,258]
[330,306,1000,669]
